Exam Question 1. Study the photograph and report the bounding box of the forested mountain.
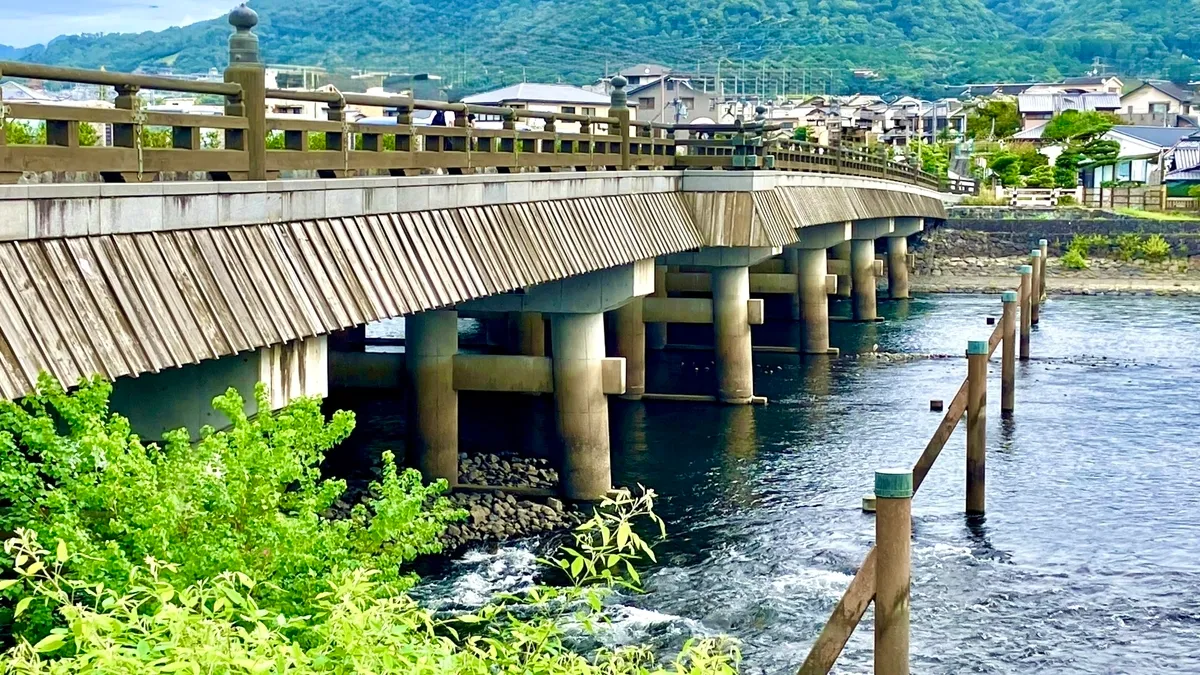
[11,0,1200,97]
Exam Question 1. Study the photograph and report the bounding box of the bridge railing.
[0,5,952,191]
[0,61,252,183]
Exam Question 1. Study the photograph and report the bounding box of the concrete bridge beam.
[405,310,459,485]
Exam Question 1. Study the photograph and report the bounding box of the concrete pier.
[406,310,459,484]
[831,242,852,298]
[647,264,668,350]
[712,266,754,404]
[550,312,612,501]
[797,247,831,353]
[887,236,909,300]
[784,248,803,321]
[509,312,545,356]
[614,298,646,400]
[851,239,878,321]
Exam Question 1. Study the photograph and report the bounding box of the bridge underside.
[0,172,945,399]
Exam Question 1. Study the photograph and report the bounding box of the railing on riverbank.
[0,58,944,190]
[798,252,1047,675]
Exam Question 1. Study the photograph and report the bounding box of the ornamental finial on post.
[228,4,261,66]
[609,75,628,109]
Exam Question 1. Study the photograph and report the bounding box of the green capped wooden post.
[1030,249,1043,326]
[1001,291,1018,417]
[966,340,988,515]
[874,468,913,675]
[609,75,632,171]
[224,3,266,181]
[1019,265,1032,361]
[1038,238,1049,301]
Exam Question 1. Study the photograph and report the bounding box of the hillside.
[11,0,1200,97]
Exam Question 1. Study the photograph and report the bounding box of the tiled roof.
[462,83,612,106]
[1018,92,1121,113]
[1110,126,1196,148]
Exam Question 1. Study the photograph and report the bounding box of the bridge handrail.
[0,27,951,191]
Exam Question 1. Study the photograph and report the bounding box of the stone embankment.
[915,225,1200,296]
[442,452,588,550]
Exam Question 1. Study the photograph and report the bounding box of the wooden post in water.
[874,468,913,675]
[1038,239,1049,301]
[1019,265,1032,361]
[1001,291,1018,417]
[1030,249,1042,326]
[966,340,988,515]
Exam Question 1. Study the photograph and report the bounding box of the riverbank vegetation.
[0,376,738,673]
[1062,232,1174,269]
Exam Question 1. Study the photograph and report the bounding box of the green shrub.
[0,375,463,640]
[1067,233,1108,258]
[0,490,738,674]
[1141,233,1171,261]
[1188,185,1200,200]
[1057,194,1077,205]
[1115,233,1142,261]
[1024,165,1057,188]
[1061,248,1088,269]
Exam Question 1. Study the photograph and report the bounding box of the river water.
[335,294,1200,674]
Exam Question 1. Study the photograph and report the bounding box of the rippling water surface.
[349,295,1200,674]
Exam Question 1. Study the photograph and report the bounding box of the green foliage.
[266,131,330,150]
[1068,233,1109,257]
[791,127,810,142]
[1061,248,1089,269]
[1042,110,1121,142]
[959,193,1008,206]
[1053,166,1078,188]
[202,130,222,149]
[0,489,738,674]
[1141,233,1171,261]
[0,375,463,640]
[910,139,950,177]
[140,126,172,149]
[3,120,45,145]
[967,100,1021,140]
[1024,165,1057,188]
[1115,232,1142,261]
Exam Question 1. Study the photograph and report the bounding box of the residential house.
[460,83,617,132]
[1120,80,1198,125]
[1079,126,1195,188]
[1026,76,1125,95]
[617,64,673,88]
[627,76,720,125]
[1017,92,1122,132]
[1162,132,1200,195]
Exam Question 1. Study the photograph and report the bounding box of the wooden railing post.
[1001,290,1018,417]
[609,75,631,171]
[223,4,266,180]
[1019,265,1032,360]
[1030,249,1042,326]
[966,340,988,515]
[874,468,912,675]
[1038,238,1048,302]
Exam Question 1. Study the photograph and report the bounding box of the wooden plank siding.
[0,192,701,399]
[777,186,947,227]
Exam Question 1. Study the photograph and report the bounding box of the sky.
[1,1,232,47]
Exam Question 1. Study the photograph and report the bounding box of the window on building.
[561,106,576,114]
[682,97,695,110]
[1151,102,1169,115]
[582,107,596,116]
[667,80,677,90]
[638,97,655,109]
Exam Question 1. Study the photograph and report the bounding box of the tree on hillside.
[966,100,1020,140]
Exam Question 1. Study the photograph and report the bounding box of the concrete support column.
[887,236,910,300]
[711,266,754,404]
[509,311,545,356]
[405,310,458,485]
[831,242,852,298]
[784,248,803,321]
[851,239,878,321]
[646,264,668,350]
[550,312,612,501]
[797,247,830,354]
[614,298,645,400]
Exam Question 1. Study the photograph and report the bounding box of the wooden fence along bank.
[799,241,1050,675]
